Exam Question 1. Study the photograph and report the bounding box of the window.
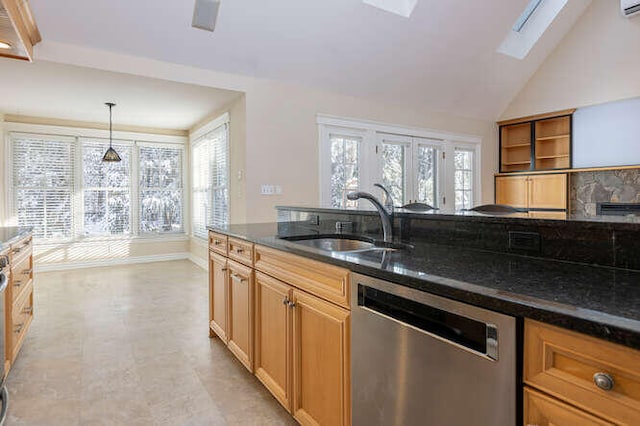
[319,116,480,211]
[139,145,184,234]
[330,133,361,208]
[9,131,186,243]
[11,134,75,240]
[81,140,132,237]
[454,148,474,211]
[191,123,229,239]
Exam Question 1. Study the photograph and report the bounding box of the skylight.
[498,0,568,60]
[512,0,544,32]
[362,0,418,18]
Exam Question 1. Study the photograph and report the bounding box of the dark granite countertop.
[211,222,640,350]
[0,227,33,253]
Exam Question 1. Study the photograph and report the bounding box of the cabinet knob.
[287,301,296,308]
[282,297,289,305]
[236,248,244,254]
[214,240,222,246]
[221,267,228,272]
[593,372,615,391]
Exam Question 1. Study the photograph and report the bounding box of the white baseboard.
[35,252,191,272]
[189,253,208,270]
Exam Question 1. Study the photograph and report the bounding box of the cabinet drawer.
[524,387,614,426]
[254,245,350,309]
[525,320,640,425]
[209,231,228,256]
[11,253,33,303]
[11,280,33,357]
[228,237,254,266]
[10,235,32,266]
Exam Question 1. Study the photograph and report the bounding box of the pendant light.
[102,102,121,162]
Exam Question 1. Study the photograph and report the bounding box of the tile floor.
[6,260,296,425]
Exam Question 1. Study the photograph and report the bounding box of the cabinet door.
[209,251,228,342]
[524,387,614,426]
[292,290,350,426]
[495,175,529,208]
[254,272,292,411]
[227,259,254,372]
[528,174,567,210]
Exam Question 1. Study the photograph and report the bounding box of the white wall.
[502,1,640,119]
[32,42,496,226]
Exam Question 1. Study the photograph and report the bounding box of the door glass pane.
[416,145,437,206]
[454,149,474,211]
[330,135,360,208]
[381,143,406,206]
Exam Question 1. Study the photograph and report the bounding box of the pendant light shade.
[102,102,121,162]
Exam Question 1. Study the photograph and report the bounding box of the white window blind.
[192,124,229,239]
[454,148,474,211]
[330,133,361,208]
[81,140,132,236]
[11,133,75,240]
[139,145,184,234]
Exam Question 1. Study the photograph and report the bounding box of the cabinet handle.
[22,268,32,275]
[235,248,244,254]
[12,247,21,254]
[287,301,296,308]
[221,267,228,272]
[13,280,22,287]
[593,372,615,391]
[282,297,289,305]
[14,323,24,334]
[23,306,33,314]
[230,273,247,283]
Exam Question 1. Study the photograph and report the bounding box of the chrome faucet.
[374,183,395,214]
[347,191,393,243]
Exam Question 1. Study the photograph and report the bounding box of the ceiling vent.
[621,0,640,17]
[0,0,41,61]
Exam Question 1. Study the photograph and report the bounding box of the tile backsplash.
[570,169,640,217]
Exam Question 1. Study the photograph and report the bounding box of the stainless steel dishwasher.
[351,273,516,426]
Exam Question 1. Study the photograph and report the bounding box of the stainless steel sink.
[280,235,409,253]
[291,237,377,252]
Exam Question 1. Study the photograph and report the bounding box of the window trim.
[318,115,482,211]
[3,122,188,243]
[189,114,230,240]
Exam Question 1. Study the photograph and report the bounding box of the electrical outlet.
[261,185,275,195]
[275,185,282,195]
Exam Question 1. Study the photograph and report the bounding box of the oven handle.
[0,273,7,294]
[0,385,8,426]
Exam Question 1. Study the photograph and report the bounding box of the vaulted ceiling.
[29,0,592,120]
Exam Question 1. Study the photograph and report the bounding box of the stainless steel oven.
[351,273,516,426]
[0,254,9,425]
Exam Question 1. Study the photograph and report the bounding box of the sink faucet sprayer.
[346,191,393,243]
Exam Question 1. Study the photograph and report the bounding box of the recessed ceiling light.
[0,41,11,49]
[363,0,418,18]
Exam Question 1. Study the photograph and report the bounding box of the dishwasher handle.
[358,284,499,361]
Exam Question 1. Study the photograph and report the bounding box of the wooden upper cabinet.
[0,0,42,61]
[499,109,574,173]
[292,289,350,426]
[528,173,567,210]
[209,251,228,342]
[227,259,254,372]
[254,272,293,411]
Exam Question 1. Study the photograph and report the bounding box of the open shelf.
[535,154,569,160]
[536,134,570,141]
[503,160,532,166]
[503,143,531,149]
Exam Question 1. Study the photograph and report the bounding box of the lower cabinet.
[524,320,640,425]
[227,259,254,372]
[254,271,351,426]
[209,251,228,342]
[524,387,614,426]
[291,289,350,426]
